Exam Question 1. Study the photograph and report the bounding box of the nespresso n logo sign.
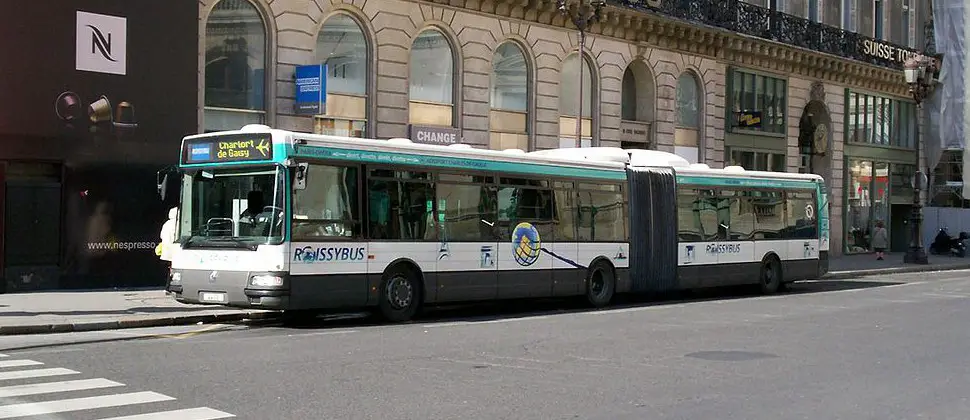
[861,39,923,63]
[86,25,117,62]
[76,11,127,75]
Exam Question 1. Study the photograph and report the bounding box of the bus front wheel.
[378,265,422,322]
[586,261,616,308]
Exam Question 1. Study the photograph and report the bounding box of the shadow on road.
[252,279,904,331]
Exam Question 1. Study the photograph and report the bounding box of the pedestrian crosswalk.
[0,353,234,419]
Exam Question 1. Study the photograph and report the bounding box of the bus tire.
[585,261,615,308]
[759,255,782,295]
[378,265,422,323]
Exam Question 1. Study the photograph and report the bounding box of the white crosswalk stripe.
[0,391,174,418]
[0,378,124,398]
[0,359,44,369]
[0,367,78,381]
[96,407,236,420]
[0,358,236,419]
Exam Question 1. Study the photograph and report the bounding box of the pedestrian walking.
[871,220,889,260]
[157,207,179,292]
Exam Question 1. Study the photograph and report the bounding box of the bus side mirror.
[156,167,180,203]
[294,163,308,190]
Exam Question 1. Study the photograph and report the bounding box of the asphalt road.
[2,270,970,420]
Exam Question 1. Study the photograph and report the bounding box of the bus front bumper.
[168,269,291,310]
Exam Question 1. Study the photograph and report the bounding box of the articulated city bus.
[165,124,829,322]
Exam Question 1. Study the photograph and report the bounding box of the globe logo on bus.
[511,222,541,266]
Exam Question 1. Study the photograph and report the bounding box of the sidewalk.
[0,289,272,336]
[825,252,970,279]
[1,254,969,336]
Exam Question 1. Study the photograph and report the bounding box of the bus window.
[291,164,360,240]
[436,174,497,242]
[785,191,818,239]
[751,191,784,239]
[553,181,576,241]
[576,182,625,242]
[366,169,435,241]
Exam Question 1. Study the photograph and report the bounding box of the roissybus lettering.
[293,246,366,262]
[705,243,741,254]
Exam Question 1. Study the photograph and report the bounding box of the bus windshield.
[178,165,286,249]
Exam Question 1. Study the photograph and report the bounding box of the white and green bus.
[165,125,829,322]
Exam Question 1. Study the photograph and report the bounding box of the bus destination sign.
[183,134,273,164]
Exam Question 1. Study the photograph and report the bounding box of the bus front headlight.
[170,271,182,285]
[250,275,283,287]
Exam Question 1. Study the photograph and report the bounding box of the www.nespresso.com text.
[87,241,158,251]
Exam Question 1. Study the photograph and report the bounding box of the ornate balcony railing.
[615,0,922,70]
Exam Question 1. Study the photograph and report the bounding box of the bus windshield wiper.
[208,237,258,251]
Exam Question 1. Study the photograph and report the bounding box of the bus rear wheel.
[586,261,615,308]
[378,266,422,323]
[759,256,782,295]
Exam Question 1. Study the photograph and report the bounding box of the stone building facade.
[198,0,930,256]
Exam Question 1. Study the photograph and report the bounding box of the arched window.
[409,29,455,127]
[315,14,369,137]
[675,72,703,163]
[489,42,529,151]
[559,54,595,148]
[620,61,656,150]
[203,0,268,132]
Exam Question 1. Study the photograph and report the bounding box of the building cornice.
[418,0,911,98]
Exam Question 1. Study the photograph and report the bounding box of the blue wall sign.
[294,64,326,115]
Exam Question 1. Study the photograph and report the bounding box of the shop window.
[728,149,786,172]
[315,14,369,137]
[490,42,529,151]
[366,169,434,241]
[291,165,360,240]
[847,90,917,149]
[675,72,703,162]
[559,53,595,148]
[409,29,455,127]
[730,70,786,135]
[846,159,872,252]
[203,0,268,132]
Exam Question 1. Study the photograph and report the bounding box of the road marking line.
[0,355,7,358]
[291,330,359,337]
[0,368,79,382]
[0,391,174,419]
[95,407,236,420]
[151,324,232,340]
[0,378,124,398]
[0,360,43,369]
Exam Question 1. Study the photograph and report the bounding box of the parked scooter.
[930,228,968,257]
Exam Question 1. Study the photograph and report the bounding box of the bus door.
[714,190,754,284]
[495,183,553,299]
[433,174,498,302]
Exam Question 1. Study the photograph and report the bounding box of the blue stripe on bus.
[291,145,629,180]
[675,175,817,190]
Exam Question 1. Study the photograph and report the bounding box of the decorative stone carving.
[809,81,826,103]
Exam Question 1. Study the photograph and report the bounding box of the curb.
[0,311,278,336]
[821,263,970,280]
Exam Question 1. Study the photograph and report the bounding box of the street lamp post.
[901,55,938,265]
[557,0,605,148]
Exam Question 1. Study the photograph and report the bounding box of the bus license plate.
[200,292,226,303]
